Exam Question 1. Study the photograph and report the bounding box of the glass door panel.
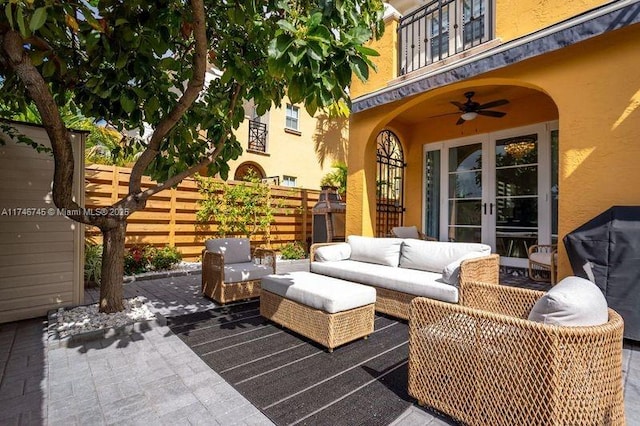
[424,149,441,239]
[495,134,539,259]
[448,143,482,242]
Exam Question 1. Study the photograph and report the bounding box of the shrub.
[84,242,103,286]
[149,246,182,271]
[123,245,182,275]
[280,242,307,260]
[124,245,149,275]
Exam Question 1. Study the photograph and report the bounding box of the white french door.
[423,122,557,267]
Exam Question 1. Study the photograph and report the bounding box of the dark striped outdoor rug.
[168,300,414,426]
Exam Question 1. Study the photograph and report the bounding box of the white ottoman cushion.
[261,271,376,314]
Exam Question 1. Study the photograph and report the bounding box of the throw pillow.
[528,276,608,326]
[347,235,403,267]
[313,243,351,262]
[441,252,488,286]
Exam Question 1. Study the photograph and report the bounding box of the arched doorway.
[375,130,405,236]
[234,162,265,181]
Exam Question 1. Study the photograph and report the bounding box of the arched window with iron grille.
[375,130,405,237]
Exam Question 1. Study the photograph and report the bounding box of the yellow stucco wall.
[496,0,612,42]
[347,23,640,279]
[350,17,399,99]
[226,98,348,189]
[354,0,613,99]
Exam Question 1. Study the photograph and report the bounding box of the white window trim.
[285,104,300,131]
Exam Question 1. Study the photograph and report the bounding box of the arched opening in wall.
[375,130,405,237]
[234,162,265,181]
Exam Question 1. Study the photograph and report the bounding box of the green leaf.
[115,54,128,69]
[350,56,369,82]
[42,60,55,78]
[276,20,296,33]
[5,3,13,29]
[29,7,48,32]
[355,45,380,57]
[16,7,30,38]
[119,93,135,113]
[268,34,293,60]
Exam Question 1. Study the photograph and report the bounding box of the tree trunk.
[99,220,127,313]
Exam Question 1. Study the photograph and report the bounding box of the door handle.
[483,203,487,215]
[490,203,494,215]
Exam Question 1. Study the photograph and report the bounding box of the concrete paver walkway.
[2,265,640,425]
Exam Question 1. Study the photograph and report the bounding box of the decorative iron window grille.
[248,119,267,152]
[376,130,405,237]
[398,0,493,75]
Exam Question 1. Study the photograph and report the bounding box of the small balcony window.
[399,0,493,75]
[285,104,300,131]
[248,119,268,153]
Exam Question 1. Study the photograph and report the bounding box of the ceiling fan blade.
[450,101,465,110]
[477,99,509,109]
[456,117,465,125]
[477,110,506,118]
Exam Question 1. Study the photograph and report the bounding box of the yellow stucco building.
[224,97,348,190]
[348,0,640,278]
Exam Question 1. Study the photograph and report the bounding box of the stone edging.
[47,305,168,349]
[123,266,202,283]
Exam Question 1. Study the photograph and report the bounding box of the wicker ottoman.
[260,271,376,352]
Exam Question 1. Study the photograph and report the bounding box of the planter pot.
[276,258,310,273]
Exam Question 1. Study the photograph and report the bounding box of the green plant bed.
[279,242,307,260]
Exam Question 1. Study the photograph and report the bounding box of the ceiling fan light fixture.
[461,111,478,121]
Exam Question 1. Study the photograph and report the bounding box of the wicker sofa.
[408,280,625,425]
[310,236,499,320]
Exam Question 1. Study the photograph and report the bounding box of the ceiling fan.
[451,91,509,125]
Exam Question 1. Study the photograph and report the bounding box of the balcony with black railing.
[248,119,268,153]
[398,0,494,76]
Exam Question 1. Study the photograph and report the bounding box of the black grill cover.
[563,206,640,340]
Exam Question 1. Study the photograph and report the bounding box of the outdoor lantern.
[312,186,346,243]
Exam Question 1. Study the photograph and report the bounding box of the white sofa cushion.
[260,271,376,314]
[224,262,272,283]
[205,238,252,264]
[313,243,351,262]
[400,239,491,273]
[528,276,608,326]
[311,260,458,303]
[441,252,490,286]
[347,236,403,267]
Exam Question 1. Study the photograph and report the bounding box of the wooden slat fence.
[85,164,320,261]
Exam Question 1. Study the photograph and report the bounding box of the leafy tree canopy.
[1,0,384,183]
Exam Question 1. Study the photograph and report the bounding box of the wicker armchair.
[408,281,625,426]
[528,244,558,284]
[202,238,276,304]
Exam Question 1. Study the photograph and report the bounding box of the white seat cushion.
[529,251,557,266]
[311,260,458,303]
[347,236,403,267]
[528,276,608,326]
[260,271,376,314]
[399,239,491,273]
[224,262,272,283]
[205,238,252,264]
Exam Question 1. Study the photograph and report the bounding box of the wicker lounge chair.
[528,244,558,284]
[201,238,276,304]
[408,281,625,426]
[390,225,437,241]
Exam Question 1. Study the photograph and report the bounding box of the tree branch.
[128,0,208,196]
[0,29,117,229]
[134,83,243,201]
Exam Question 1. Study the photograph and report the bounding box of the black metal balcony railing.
[398,0,493,76]
[248,119,267,153]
